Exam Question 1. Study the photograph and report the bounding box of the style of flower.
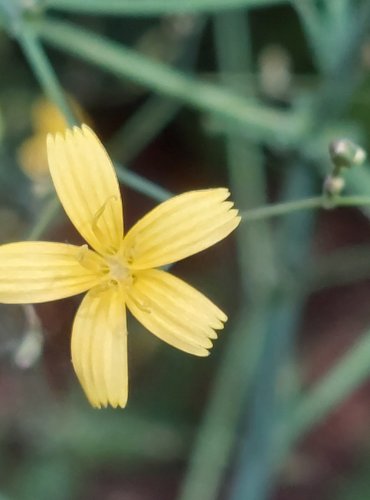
[0,125,240,408]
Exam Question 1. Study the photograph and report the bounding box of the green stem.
[308,243,370,290]
[17,18,173,238]
[115,163,172,202]
[26,196,60,240]
[179,12,275,500]
[178,305,270,500]
[277,327,370,460]
[109,96,180,163]
[17,23,76,126]
[241,195,370,221]
[26,164,171,240]
[24,187,370,241]
[34,17,307,146]
[44,0,285,15]
[231,161,317,500]
[292,0,328,72]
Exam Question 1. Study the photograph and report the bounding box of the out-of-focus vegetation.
[1,0,370,499]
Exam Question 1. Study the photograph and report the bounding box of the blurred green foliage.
[0,1,370,499]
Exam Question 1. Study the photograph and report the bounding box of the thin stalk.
[241,195,370,222]
[26,196,60,240]
[109,96,180,162]
[17,23,76,126]
[24,183,370,241]
[26,163,171,240]
[115,162,172,202]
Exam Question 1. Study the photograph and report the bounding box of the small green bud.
[329,139,366,170]
[323,175,345,197]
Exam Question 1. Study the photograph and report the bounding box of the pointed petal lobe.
[126,269,227,356]
[47,125,123,255]
[122,188,240,269]
[71,285,128,408]
[0,242,105,303]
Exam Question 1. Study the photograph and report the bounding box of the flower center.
[106,255,131,284]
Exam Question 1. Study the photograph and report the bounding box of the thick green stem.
[34,17,307,146]
[179,12,275,500]
[44,0,285,15]
[276,327,370,462]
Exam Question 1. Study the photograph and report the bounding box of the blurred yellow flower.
[0,125,240,408]
[18,97,89,186]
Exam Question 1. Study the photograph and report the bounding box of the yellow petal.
[126,269,227,356]
[47,125,123,256]
[0,242,105,304]
[122,188,240,269]
[71,285,128,408]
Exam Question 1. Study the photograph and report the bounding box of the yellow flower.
[0,125,240,408]
[18,97,90,185]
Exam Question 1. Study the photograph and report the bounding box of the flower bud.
[323,175,345,197]
[329,139,366,170]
